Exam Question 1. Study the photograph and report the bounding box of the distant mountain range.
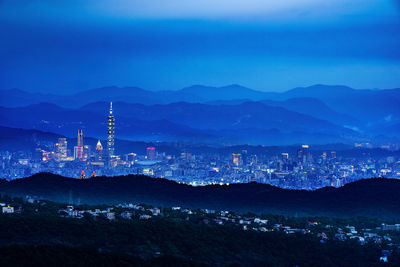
[1,84,399,144]
[0,126,63,151]
[0,85,268,107]
[2,173,400,219]
[0,101,360,145]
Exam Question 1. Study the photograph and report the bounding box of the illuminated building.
[95,140,103,161]
[126,153,136,164]
[107,102,115,157]
[251,154,257,166]
[331,151,336,159]
[55,138,67,160]
[42,150,50,162]
[297,148,303,161]
[232,153,241,167]
[74,129,84,160]
[74,146,83,160]
[280,153,290,171]
[109,157,118,167]
[88,161,104,166]
[302,145,310,160]
[78,129,83,147]
[83,145,90,161]
[297,145,310,164]
[143,168,154,176]
[146,147,156,160]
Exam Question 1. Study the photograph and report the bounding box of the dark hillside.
[1,173,400,219]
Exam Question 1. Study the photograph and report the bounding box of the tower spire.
[107,102,115,158]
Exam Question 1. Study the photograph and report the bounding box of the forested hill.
[1,173,400,219]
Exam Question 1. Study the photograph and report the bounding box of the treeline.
[0,211,390,266]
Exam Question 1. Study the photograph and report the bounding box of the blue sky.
[0,0,399,93]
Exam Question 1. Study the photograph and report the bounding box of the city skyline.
[1,100,398,189]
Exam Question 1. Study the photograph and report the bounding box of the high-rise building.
[251,154,257,166]
[126,153,136,164]
[95,140,103,161]
[78,129,83,147]
[146,147,156,160]
[281,153,289,161]
[56,137,68,160]
[107,102,115,157]
[297,148,303,161]
[232,153,241,167]
[83,145,90,161]
[74,129,84,160]
[297,145,310,164]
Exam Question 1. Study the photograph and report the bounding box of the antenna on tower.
[110,102,113,114]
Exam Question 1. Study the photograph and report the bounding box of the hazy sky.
[1,0,400,93]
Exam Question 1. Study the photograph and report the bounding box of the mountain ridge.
[2,173,400,219]
[0,101,358,145]
[2,84,399,139]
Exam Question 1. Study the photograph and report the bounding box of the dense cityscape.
[1,102,399,190]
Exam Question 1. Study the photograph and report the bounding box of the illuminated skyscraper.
[107,102,115,157]
[96,140,103,161]
[297,144,310,164]
[232,153,241,167]
[74,129,84,160]
[56,137,68,160]
[77,129,83,147]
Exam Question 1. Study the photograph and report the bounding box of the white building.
[2,206,14,213]
[106,212,115,220]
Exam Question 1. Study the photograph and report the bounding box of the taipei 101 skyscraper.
[107,102,115,157]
